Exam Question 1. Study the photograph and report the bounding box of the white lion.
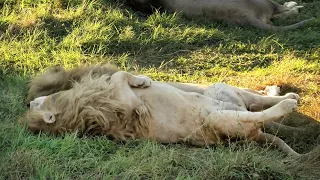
[23,71,302,157]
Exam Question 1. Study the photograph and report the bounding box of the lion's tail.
[248,17,315,31]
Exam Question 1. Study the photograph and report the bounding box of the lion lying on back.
[22,65,309,158]
[126,0,314,31]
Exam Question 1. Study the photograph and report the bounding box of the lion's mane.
[26,64,119,103]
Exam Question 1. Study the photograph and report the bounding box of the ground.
[0,0,319,179]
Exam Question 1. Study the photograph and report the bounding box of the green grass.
[0,0,320,179]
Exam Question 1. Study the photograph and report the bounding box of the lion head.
[21,74,150,140]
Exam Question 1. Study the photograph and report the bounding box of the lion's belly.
[133,82,225,144]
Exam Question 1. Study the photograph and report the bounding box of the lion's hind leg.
[205,99,297,131]
[204,99,297,143]
[204,99,298,156]
[204,83,299,111]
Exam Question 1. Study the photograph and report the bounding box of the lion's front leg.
[109,71,152,107]
[128,75,152,88]
[273,1,304,19]
[110,71,152,89]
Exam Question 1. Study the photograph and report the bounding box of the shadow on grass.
[266,112,320,153]
[1,0,319,72]
[78,10,319,71]
[40,16,73,43]
[128,2,319,70]
[278,83,303,94]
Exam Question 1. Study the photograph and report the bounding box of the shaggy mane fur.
[26,64,119,103]
[22,74,150,140]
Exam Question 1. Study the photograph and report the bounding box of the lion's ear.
[42,112,56,124]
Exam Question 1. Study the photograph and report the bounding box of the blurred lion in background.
[125,0,314,31]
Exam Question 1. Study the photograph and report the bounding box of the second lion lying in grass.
[126,0,314,31]
[21,70,304,157]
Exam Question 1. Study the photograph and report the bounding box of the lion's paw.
[286,5,304,16]
[284,1,298,9]
[278,99,298,115]
[291,5,304,11]
[284,93,300,101]
[131,75,152,88]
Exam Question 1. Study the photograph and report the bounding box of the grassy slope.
[0,0,319,179]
